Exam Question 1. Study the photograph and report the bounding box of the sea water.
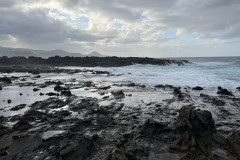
[60,56,240,89]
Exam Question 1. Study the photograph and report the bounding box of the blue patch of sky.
[177,33,200,40]
[51,9,89,29]
[164,30,177,38]
[210,32,224,37]
[139,13,148,22]
[113,22,123,29]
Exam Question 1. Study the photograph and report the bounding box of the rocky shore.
[0,66,240,160]
[0,56,190,67]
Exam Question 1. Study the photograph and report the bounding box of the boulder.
[0,77,12,84]
[171,106,217,159]
[192,86,204,91]
[33,88,40,92]
[61,90,72,97]
[10,104,27,111]
[0,85,2,90]
[46,92,59,96]
[111,90,125,99]
[217,88,233,96]
[228,130,240,158]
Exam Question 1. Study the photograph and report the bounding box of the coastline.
[0,63,240,159]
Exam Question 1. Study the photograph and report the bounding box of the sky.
[0,0,240,57]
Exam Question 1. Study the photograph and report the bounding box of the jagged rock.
[0,77,12,84]
[54,85,68,92]
[13,120,32,131]
[98,85,111,90]
[33,88,40,92]
[192,86,204,90]
[236,87,240,91]
[59,137,94,160]
[217,87,233,96]
[61,90,72,97]
[228,130,240,158]
[10,104,27,111]
[46,92,59,96]
[111,90,125,99]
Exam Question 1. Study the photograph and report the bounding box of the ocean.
[60,56,240,89]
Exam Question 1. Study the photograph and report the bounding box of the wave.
[230,60,240,66]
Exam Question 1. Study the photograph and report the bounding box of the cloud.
[0,0,239,57]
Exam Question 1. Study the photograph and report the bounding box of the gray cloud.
[0,0,239,57]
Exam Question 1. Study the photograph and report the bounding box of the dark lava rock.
[46,92,59,96]
[7,99,12,104]
[173,88,182,95]
[111,90,125,99]
[34,75,41,78]
[212,98,226,106]
[217,88,233,96]
[228,130,240,158]
[0,85,2,90]
[59,137,94,160]
[19,93,23,96]
[61,90,72,97]
[192,86,204,90]
[33,88,40,92]
[39,92,44,96]
[54,85,68,92]
[13,120,32,131]
[10,104,27,111]
[98,85,111,90]
[0,77,12,84]
[171,106,219,159]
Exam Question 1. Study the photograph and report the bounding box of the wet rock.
[13,120,32,131]
[228,130,240,158]
[10,104,27,111]
[59,137,94,160]
[54,85,68,92]
[217,87,233,96]
[61,90,72,97]
[46,92,59,96]
[54,110,72,117]
[39,92,44,96]
[236,87,240,91]
[139,119,170,137]
[192,86,204,90]
[0,85,2,90]
[7,99,11,104]
[212,98,226,106]
[171,106,217,159]
[41,130,67,140]
[173,88,182,95]
[81,81,94,87]
[19,93,23,96]
[0,77,12,84]
[33,75,41,78]
[98,85,111,90]
[96,114,112,126]
[111,90,125,99]
[33,88,40,92]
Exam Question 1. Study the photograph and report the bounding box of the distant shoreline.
[0,56,190,67]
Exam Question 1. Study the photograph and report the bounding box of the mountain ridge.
[0,46,105,58]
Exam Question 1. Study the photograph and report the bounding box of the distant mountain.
[87,51,105,57]
[0,46,105,58]
[0,46,35,57]
[31,49,84,58]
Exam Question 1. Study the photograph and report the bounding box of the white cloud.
[0,0,240,57]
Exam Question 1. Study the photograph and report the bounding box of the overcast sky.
[0,0,240,57]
